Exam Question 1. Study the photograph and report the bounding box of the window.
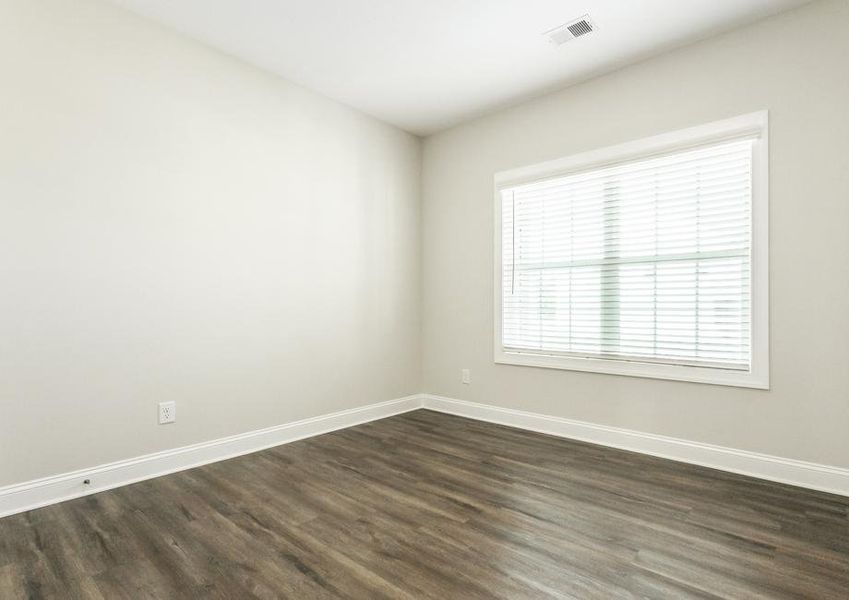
[494,112,769,388]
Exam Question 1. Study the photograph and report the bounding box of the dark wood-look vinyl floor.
[1,410,848,599]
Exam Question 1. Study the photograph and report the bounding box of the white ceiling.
[108,0,811,135]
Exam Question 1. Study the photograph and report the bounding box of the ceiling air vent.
[545,15,595,46]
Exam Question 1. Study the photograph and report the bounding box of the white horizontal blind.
[501,138,754,370]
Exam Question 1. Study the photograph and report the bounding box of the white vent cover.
[544,15,595,45]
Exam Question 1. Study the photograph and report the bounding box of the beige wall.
[422,0,849,468]
[0,0,421,487]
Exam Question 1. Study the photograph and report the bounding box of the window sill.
[494,350,769,389]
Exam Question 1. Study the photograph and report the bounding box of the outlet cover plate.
[158,401,176,424]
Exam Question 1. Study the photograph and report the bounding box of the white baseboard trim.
[0,395,424,518]
[4,392,846,518]
[421,394,849,497]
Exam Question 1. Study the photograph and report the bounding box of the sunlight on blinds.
[501,139,753,370]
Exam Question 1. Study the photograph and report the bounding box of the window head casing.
[494,112,769,388]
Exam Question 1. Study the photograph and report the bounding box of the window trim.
[493,111,769,389]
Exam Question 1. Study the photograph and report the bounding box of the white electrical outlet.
[158,401,176,424]
[461,369,471,385]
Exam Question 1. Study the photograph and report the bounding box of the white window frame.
[493,111,769,389]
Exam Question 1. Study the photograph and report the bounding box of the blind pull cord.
[511,190,516,295]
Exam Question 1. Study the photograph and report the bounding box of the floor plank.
[1,410,847,599]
